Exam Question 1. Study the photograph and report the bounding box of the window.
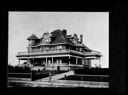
[56,45,62,50]
[59,45,62,49]
[80,48,82,52]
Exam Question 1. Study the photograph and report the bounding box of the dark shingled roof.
[50,29,74,45]
[27,34,39,40]
[82,44,92,51]
[27,29,93,52]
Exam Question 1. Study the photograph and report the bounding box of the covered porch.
[17,54,101,71]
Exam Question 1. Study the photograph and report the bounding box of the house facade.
[16,29,102,71]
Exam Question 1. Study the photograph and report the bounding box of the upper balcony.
[17,49,70,56]
[17,49,101,57]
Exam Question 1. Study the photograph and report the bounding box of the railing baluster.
[18,49,98,56]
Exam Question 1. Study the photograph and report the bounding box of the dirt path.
[36,71,74,81]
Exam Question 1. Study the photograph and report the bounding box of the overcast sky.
[8,12,109,68]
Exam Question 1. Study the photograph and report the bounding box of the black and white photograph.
[8,12,109,88]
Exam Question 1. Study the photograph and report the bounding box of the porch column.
[82,58,84,65]
[76,57,77,64]
[52,57,53,64]
[99,58,101,68]
[18,59,20,66]
[56,59,58,64]
[89,59,91,69]
[69,56,70,65]
[33,57,34,65]
[46,57,47,66]
[52,57,53,66]
[95,58,97,67]
[68,56,70,70]
[27,57,29,64]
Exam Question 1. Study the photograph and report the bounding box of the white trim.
[70,55,82,58]
[27,42,85,48]
[18,54,71,60]
[84,56,98,59]
[34,54,71,58]
[27,42,68,47]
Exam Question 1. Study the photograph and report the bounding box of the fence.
[8,73,32,80]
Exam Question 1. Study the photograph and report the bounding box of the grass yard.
[59,75,109,82]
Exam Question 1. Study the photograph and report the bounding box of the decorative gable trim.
[41,32,51,44]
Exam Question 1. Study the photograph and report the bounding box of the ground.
[8,70,109,88]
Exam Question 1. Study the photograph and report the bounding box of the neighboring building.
[16,29,102,70]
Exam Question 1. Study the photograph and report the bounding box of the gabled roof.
[27,34,39,40]
[41,32,51,39]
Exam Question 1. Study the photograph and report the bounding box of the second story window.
[56,45,62,50]
[80,48,82,52]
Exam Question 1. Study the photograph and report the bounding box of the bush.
[8,73,31,78]
[31,71,49,81]
[8,65,31,73]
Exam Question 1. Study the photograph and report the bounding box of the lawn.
[59,75,109,82]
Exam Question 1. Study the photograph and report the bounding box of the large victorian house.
[16,29,102,71]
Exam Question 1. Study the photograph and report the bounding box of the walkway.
[36,71,74,81]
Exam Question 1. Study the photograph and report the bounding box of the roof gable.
[41,32,51,44]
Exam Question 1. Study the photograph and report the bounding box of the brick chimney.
[63,29,67,35]
[80,35,83,44]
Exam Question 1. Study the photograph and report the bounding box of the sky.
[8,12,109,68]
